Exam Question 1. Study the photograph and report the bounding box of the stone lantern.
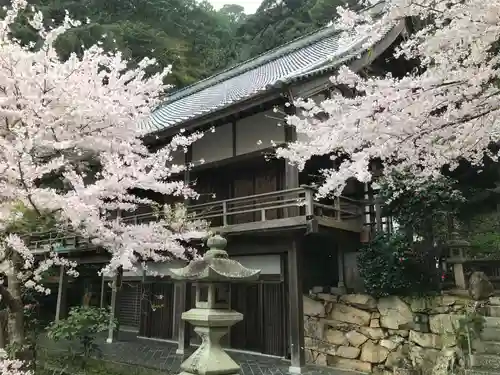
[169,234,260,375]
[447,232,471,290]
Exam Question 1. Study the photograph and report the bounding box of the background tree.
[231,0,359,62]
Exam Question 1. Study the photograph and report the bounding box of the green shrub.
[46,307,115,365]
[358,232,443,297]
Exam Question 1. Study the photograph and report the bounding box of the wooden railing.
[27,186,363,252]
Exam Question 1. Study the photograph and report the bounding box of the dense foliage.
[358,232,443,297]
[231,0,360,62]
[378,174,465,245]
[2,0,354,90]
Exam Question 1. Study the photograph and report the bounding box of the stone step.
[484,317,500,328]
[472,354,500,369]
[466,369,500,375]
[486,305,500,318]
[489,297,500,306]
[481,328,500,341]
[475,341,500,355]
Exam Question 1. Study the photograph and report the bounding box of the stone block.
[469,272,494,300]
[385,349,406,368]
[345,330,369,347]
[340,294,377,310]
[330,303,371,326]
[326,329,348,346]
[336,346,361,359]
[409,297,434,313]
[409,330,456,349]
[359,327,386,340]
[311,286,324,294]
[306,349,327,366]
[389,329,409,337]
[380,336,404,351]
[303,295,325,317]
[372,312,381,319]
[378,296,414,330]
[370,319,381,328]
[304,317,324,339]
[324,319,352,330]
[327,356,372,372]
[409,344,439,370]
[441,295,460,306]
[317,293,337,302]
[428,314,462,335]
[432,306,451,314]
[330,287,346,295]
[360,340,390,363]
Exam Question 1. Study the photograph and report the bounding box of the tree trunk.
[0,310,9,348]
[6,258,34,369]
[7,264,24,347]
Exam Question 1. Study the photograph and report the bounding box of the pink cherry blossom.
[277,0,500,196]
[0,0,208,291]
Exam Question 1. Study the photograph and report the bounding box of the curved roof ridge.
[164,26,337,105]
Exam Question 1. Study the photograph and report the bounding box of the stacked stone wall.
[304,289,480,374]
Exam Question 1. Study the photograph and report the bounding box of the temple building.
[30,2,408,373]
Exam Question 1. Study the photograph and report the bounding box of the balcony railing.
[27,186,363,252]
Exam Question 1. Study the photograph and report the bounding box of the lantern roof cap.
[169,234,260,282]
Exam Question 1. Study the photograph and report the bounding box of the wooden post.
[55,266,67,321]
[302,185,314,217]
[100,273,105,308]
[285,124,300,218]
[375,198,383,233]
[288,239,305,374]
[222,201,228,226]
[175,282,192,357]
[337,248,346,292]
[335,197,341,221]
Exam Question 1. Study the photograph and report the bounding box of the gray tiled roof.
[140,5,392,134]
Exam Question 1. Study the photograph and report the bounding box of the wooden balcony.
[27,186,363,253]
[186,185,362,234]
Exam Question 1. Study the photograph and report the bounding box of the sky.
[208,0,262,14]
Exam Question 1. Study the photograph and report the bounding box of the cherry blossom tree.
[0,0,207,364]
[277,0,500,197]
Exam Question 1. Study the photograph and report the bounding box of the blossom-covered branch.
[277,0,500,196]
[0,0,208,278]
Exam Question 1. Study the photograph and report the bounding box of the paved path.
[39,332,364,375]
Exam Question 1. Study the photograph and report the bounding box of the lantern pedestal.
[179,308,243,375]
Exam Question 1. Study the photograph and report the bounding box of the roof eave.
[143,88,286,144]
